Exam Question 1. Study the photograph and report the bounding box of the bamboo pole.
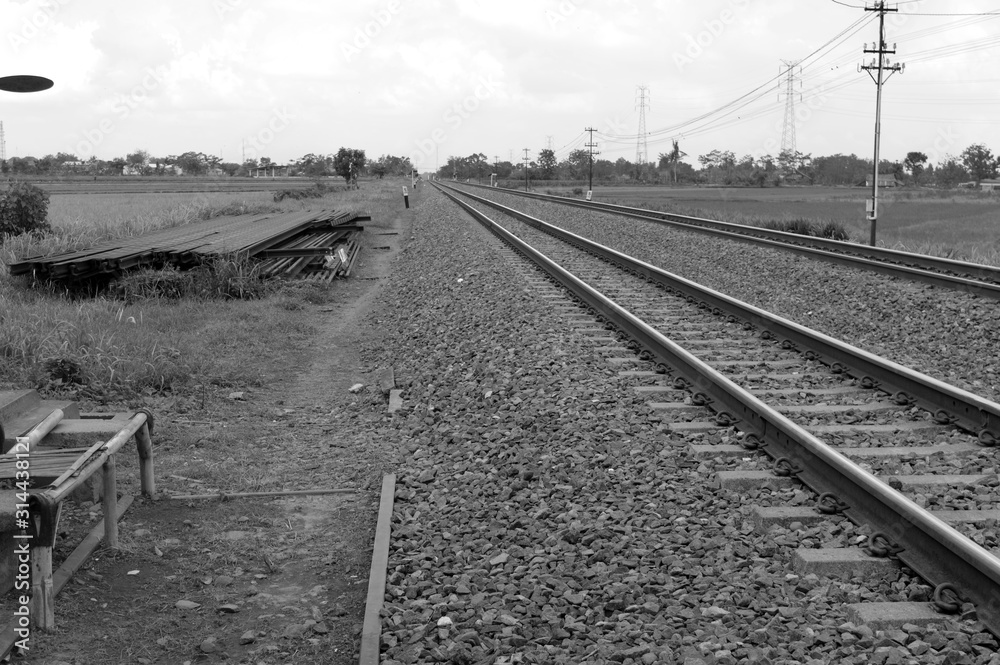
[102,455,118,550]
[45,412,146,504]
[12,409,65,454]
[134,422,155,498]
[30,547,54,630]
[46,438,108,488]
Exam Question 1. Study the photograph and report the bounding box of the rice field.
[562,185,1000,265]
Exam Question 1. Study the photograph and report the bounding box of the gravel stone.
[359,189,999,664]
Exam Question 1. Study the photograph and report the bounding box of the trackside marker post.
[402,186,409,209]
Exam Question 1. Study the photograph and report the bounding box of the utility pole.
[522,148,530,191]
[860,1,904,246]
[634,86,649,180]
[778,60,801,158]
[584,126,599,195]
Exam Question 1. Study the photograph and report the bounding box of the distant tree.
[903,151,928,182]
[812,153,869,186]
[658,140,687,184]
[537,149,557,179]
[371,162,387,179]
[37,155,57,173]
[55,152,78,164]
[373,154,413,177]
[333,148,366,185]
[466,153,489,182]
[175,151,207,175]
[7,157,34,175]
[108,157,127,175]
[960,143,997,182]
[698,149,736,171]
[935,155,970,188]
[565,149,591,180]
[698,149,737,184]
[259,156,273,170]
[219,162,241,176]
[295,153,329,177]
[593,158,614,180]
[126,149,151,175]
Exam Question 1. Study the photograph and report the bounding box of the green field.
[552,185,1000,263]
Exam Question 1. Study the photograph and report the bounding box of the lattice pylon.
[635,85,649,176]
[779,60,801,156]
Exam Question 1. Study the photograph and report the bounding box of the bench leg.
[30,545,54,630]
[135,422,156,499]
[103,456,118,550]
[29,500,60,631]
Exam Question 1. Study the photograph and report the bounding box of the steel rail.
[451,181,1000,299]
[435,180,1000,636]
[440,182,1000,444]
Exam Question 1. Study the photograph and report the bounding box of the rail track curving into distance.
[451,181,1000,301]
[432,179,1000,637]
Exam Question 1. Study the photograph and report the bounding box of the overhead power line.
[596,13,876,145]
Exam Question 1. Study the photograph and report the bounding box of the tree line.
[437,143,1000,189]
[2,149,415,184]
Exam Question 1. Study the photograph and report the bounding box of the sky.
[1,0,999,171]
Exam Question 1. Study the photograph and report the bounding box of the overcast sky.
[2,0,999,171]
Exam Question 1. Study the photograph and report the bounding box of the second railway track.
[452,181,1000,300]
[428,181,1000,638]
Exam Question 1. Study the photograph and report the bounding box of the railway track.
[450,181,1000,301]
[431,180,1000,638]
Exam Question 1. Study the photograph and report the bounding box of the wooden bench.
[0,396,155,633]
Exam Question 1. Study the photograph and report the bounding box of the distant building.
[979,179,1000,192]
[865,172,901,187]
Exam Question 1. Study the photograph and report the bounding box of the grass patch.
[273,181,339,202]
[759,218,850,241]
[109,255,274,303]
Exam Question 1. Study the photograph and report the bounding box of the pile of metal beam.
[9,209,368,284]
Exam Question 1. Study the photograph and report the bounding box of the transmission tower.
[0,122,6,162]
[778,61,801,157]
[634,86,649,173]
[859,0,904,246]
[545,135,554,151]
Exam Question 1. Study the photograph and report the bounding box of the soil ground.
[15,202,410,665]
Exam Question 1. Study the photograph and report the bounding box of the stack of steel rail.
[9,209,367,283]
